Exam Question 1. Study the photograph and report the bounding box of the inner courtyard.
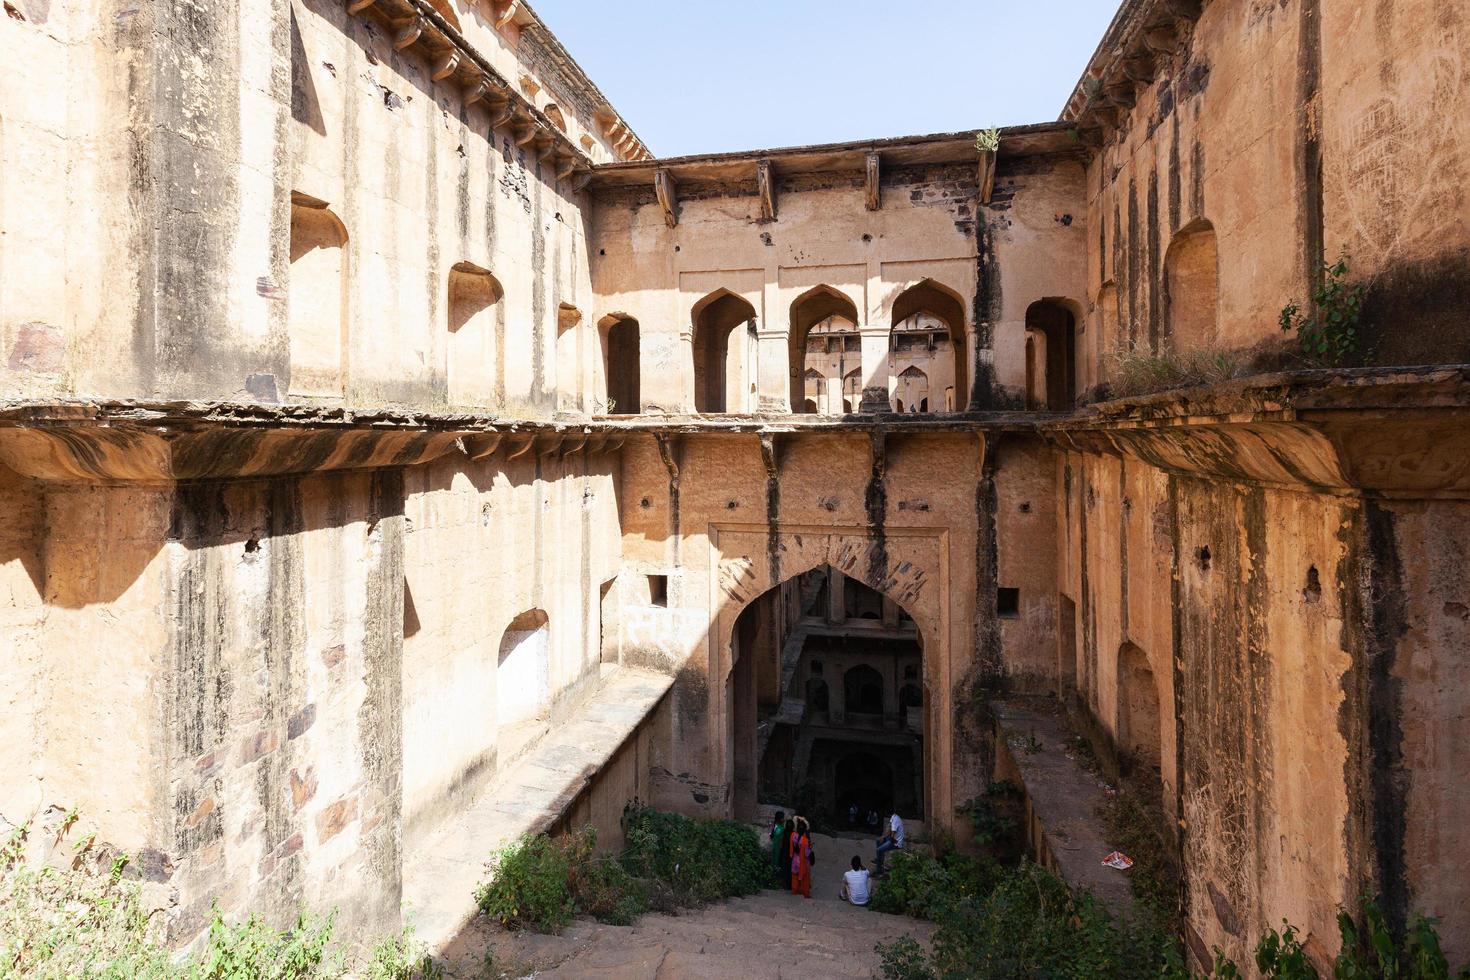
[2,0,1469,975]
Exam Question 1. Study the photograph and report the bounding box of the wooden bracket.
[655,169,679,229]
[572,171,595,193]
[758,433,780,480]
[463,79,490,106]
[493,0,521,28]
[513,120,538,146]
[865,152,881,211]
[346,0,377,13]
[431,49,461,81]
[556,155,577,181]
[488,97,515,129]
[978,149,997,206]
[393,16,424,50]
[757,158,776,221]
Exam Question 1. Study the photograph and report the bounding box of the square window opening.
[648,574,668,608]
[997,587,1021,619]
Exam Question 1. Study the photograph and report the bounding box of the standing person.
[769,811,788,888]
[840,855,872,906]
[874,809,905,875]
[789,817,814,899]
[848,803,859,828]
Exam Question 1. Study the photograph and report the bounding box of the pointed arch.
[691,288,757,413]
[1163,219,1219,352]
[1025,298,1078,410]
[789,285,860,413]
[890,278,967,412]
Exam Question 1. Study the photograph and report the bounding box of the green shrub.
[619,807,767,907]
[869,850,1002,920]
[196,904,339,979]
[874,935,935,980]
[474,833,576,933]
[362,926,441,980]
[1280,255,1367,366]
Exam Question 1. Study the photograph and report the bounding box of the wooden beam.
[757,158,776,221]
[865,152,881,211]
[654,169,678,228]
[977,148,997,205]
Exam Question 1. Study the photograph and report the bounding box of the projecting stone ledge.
[402,665,674,953]
[992,700,1136,918]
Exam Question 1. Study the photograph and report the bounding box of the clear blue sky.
[535,0,1120,158]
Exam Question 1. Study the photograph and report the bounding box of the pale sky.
[534,0,1122,158]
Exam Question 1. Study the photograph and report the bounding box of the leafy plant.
[197,904,339,980]
[475,833,576,933]
[869,850,1002,920]
[875,935,935,980]
[1279,255,1367,366]
[363,925,441,980]
[975,128,1000,153]
[957,781,1024,858]
[619,806,768,907]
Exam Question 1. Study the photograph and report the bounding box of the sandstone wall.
[0,0,612,414]
[1078,0,1470,389]
[1058,443,1470,966]
[590,154,1087,412]
[615,429,1058,842]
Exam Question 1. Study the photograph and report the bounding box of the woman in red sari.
[789,816,813,898]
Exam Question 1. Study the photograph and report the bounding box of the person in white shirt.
[840,855,872,906]
[875,810,905,874]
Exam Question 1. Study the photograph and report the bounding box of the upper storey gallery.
[2,0,1464,417]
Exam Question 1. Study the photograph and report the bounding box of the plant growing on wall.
[975,129,1000,154]
[1279,256,1368,366]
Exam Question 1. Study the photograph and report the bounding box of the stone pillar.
[827,568,846,623]
[881,596,899,628]
[755,328,790,413]
[858,325,891,412]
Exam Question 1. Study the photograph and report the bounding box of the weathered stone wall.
[589,154,1087,412]
[615,429,1059,843]
[0,0,611,414]
[399,447,622,858]
[1078,0,1470,388]
[1058,440,1470,967]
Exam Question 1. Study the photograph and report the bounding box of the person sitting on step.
[840,854,872,906]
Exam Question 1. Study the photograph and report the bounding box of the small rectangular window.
[996,587,1020,619]
[648,575,668,608]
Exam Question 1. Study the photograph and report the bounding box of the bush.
[619,807,768,907]
[475,832,577,933]
[869,850,1002,920]
[875,935,934,980]
[196,904,339,979]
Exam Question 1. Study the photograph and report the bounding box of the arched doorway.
[1024,299,1078,411]
[890,279,966,412]
[601,314,640,414]
[789,286,860,413]
[692,289,757,413]
[894,366,930,414]
[730,565,925,824]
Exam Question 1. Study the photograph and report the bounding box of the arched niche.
[1024,298,1079,411]
[447,261,503,407]
[1164,219,1219,353]
[497,608,550,729]
[288,197,349,399]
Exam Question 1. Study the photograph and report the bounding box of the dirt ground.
[436,832,933,979]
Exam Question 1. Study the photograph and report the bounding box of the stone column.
[755,327,790,413]
[858,325,891,412]
[827,568,846,623]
